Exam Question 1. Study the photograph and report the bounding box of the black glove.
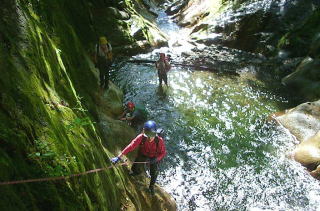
[149,157,158,164]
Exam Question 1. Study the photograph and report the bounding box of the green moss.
[0,0,175,210]
[0,1,133,211]
[277,9,320,57]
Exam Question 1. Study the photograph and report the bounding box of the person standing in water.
[155,53,171,86]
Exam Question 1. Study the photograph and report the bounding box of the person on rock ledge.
[94,36,113,90]
[111,120,166,195]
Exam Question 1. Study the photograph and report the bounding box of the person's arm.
[119,111,127,120]
[117,134,144,157]
[165,60,171,72]
[156,137,166,161]
[120,115,134,121]
[124,116,134,121]
[107,43,113,61]
[120,110,135,121]
[94,44,98,64]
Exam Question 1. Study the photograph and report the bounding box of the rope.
[0,161,149,186]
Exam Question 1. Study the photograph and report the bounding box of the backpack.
[157,60,171,74]
[96,43,112,60]
[164,61,171,72]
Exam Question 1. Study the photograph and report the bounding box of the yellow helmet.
[99,36,108,45]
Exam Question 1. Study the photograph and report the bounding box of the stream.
[112,9,320,211]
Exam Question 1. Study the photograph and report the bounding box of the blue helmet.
[143,120,157,133]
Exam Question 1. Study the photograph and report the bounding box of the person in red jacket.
[111,120,166,194]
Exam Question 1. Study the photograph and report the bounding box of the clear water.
[113,61,320,210]
[112,7,320,211]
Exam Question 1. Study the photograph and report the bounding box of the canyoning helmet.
[99,36,108,45]
[143,120,157,133]
[126,101,135,110]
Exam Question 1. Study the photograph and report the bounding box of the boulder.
[293,131,320,171]
[282,57,320,100]
[276,100,320,177]
[106,7,130,20]
[276,100,320,142]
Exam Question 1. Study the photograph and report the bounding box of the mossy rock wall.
[0,0,175,210]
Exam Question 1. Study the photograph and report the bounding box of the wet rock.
[194,34,223,45]
[113,41,152,55]
[274,57,304,77]
[165,1,188,16]
[133,28,145,41]
[276,100,320,176]
[116,1,127,10]
[191,23,208,34]
[282,57,320,100]
[172,40,182,47]
[309,33,320,57]
[292,131,320,172]
[173,0,211,28]
[276,100,320,143]
[142,0,151,9]
[277,50,290,59]
[106,7,130,20]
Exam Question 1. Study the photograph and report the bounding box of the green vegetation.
[0,0,172,210]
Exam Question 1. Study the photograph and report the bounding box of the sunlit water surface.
[112,7,320,211]
[113,62,320,210]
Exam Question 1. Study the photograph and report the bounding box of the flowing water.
[112,9,320,211]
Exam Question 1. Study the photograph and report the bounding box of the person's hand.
[111,157,121,164]
[149,158,158,164]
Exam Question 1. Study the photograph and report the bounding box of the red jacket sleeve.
[157,136,166,161]
[121,134,143,155]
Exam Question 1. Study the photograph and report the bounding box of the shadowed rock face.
[282,57,320,101]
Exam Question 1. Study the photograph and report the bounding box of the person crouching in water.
[155,53,171,86]
[119,101,148,128]
[111,120,166,194]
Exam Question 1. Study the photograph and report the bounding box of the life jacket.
[140,129,164,157]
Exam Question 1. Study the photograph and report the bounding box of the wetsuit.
[96,43,112,89]
[126,104,148,126]
[156,60,170,86]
